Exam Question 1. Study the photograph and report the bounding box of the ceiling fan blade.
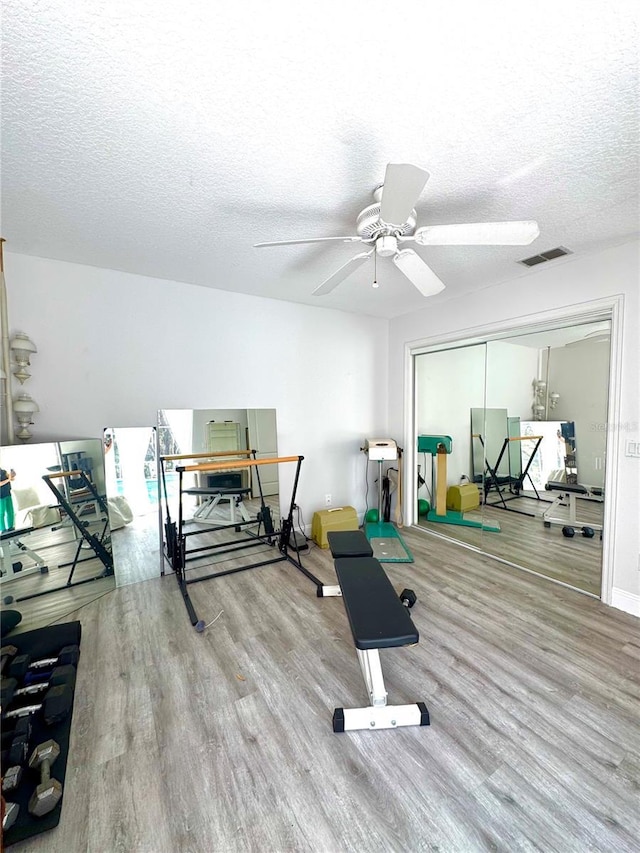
[312,251,373,296]
[379,164,430,225]
[412,220,540,246]
[392,249,446,297]
[254,236,363,248]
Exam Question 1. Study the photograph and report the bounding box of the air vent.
[518,246,573,267]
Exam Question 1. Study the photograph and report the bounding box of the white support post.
[356,648,388,707]
[0,238,15,444]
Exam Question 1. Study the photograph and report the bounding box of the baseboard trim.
[611,587,640,617]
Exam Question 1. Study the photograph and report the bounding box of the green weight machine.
[417,435,500,532]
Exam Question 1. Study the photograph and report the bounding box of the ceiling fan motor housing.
[355,197,417,240]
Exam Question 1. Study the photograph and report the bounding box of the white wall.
[486,341,539,419]
[389,241,640,610]
[415,342,540,488]
[4,252,389,523]
[415,345,485,488]
[547,340,610,489]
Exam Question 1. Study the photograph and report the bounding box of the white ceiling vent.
[518,246,573,267]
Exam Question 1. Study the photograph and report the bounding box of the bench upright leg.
[357,648,388,707]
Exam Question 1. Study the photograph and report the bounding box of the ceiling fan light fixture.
[376,235,398,257]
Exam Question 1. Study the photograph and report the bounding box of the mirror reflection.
[0,439,114,635]
[103,426,159,587]
[415,320,610,597]
[157,409,280,542]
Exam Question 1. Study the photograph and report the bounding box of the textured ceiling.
[2,1,639,319]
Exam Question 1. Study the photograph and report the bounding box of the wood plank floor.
[418,492,604,596]
[7,526,639,853]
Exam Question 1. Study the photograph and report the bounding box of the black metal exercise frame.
[166,454,323,629]
[159,449,259,574]
[12,470,114,604]
[480,434,545,518]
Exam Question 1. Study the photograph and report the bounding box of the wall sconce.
[13,393,40,442]
[532,377,560,420]
[10,332,37,384]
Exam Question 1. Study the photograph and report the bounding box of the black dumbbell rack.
[1,621,81,845]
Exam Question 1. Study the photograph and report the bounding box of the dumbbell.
[2,764,23,794]
[0,645,18,676]
[1,717,32,766]
[1,665,76,709]
[2,800,19,832]
[28,739,63,817]
[2,682,74,727]
[7,645,80,681]
[28,740,62,817]
[399,588,417,609]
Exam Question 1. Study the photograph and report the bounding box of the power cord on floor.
[202,609,224,629]
[293,504,318,550]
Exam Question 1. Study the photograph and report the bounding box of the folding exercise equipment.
[478,433,544,517]
[332,554,429,733]
[0,528,48,579]
[168,455,324,630]
[362,439,413,563]
[418,435,500,532]
[9,471,114,605]
[184,487,253,524]
[159,450,258,574]
[543,481,603,537]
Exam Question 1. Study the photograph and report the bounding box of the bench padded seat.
[334,557,419,651]
[327,530,373,558]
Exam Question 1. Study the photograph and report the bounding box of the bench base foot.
[317,584,342,597]
[333,701,430,732]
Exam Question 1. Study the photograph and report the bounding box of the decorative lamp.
[13,393,39,442]
[10,332,37,384]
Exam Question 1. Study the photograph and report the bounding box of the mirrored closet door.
[414,320,611,598]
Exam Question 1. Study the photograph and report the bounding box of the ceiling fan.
[254,164,540,298]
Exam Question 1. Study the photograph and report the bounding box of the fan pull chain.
[372,248,379,288]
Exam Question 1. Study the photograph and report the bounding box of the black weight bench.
[332,555,430,733]
[327,530,373,558]
[543,481,604,535]
[316,530,374,598]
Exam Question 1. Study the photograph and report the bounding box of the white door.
[247,410,279,497]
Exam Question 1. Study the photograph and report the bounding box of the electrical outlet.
[325,494,332,506]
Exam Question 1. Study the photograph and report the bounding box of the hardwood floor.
[417,492,604,596]
[7,526,639,853]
